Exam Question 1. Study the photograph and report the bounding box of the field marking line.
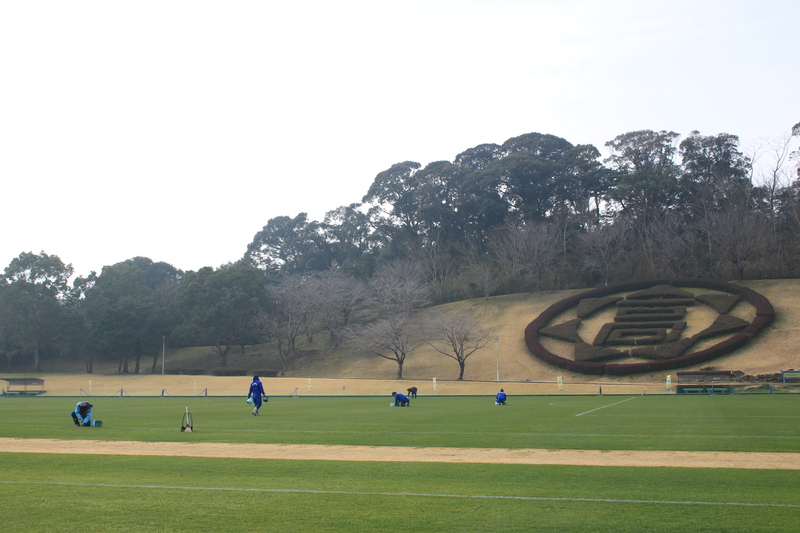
[2,438,800,469]
[1,480,797,508]
[16,425,799,440]
[575,396,637,417]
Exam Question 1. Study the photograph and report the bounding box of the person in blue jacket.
[392,391,409,406]
[71,401,93,426]
[247,374,267,416]
[495,389,507,405]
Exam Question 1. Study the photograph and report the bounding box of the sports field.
[2,394,799,532]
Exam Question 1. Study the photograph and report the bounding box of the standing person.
[247,374,267,416]
[495,389,507,405]
[71,401,93,426]
[392,391,410,407]
[406,386,418,398]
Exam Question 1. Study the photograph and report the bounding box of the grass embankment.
[38,280,800,389]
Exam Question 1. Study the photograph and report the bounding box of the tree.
[605,130,680,174]
[488,222,561,292]
[483,133,575,223]
[369,259,430,315]
[347,313,422,379]
[0,252,74,372]
[245,213,332,274]
[556,144,613,225]
[792,121,800,179]
[299,270,369,347]
[454,143,501,172]
[83,262,160,374]
[261,277,306,376]
[361,161,423,237]
[425,311,494,380]
[578,220,632,286]
[458,261,499,299]
[604,130,682,275]
[748,135,793,235]
[679,131,752,218]
[175,261,270,367]
[322,204,380,276]
[645,213,699,278]
[701,208,773,280]
[605,130,681,222]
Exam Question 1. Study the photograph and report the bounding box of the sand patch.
[1,438,797,470]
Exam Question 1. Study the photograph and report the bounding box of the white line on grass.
[575,397,637,416]
[586,414,800,418]
[43,425,800,440]
[1,480,797,508]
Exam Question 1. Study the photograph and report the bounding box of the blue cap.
[253,374,259,380]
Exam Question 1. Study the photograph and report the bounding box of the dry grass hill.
[33,279,798,397]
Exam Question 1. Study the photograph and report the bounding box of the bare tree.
[792,121,800,179]
[425,311,495,380]
[305,270,369,347]
[459,261,499,299]
[261,276,307,375]
[748,135,793,233]
[646,213,698,278]
[701,208,773,280]
[488,221,560,292]
[347,313,422,379]
[370,259,430,315]
[578,220,632,285]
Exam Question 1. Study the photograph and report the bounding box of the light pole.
[495,334,500,382]
[161,336,165,375]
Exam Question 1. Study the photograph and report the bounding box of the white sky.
[1,0,798,278]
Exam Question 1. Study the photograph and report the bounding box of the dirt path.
[1,438,797,470]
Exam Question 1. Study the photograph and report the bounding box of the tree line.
[2,125,798,375]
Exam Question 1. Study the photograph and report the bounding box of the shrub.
[525,279,774,376]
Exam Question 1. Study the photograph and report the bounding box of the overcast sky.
[1,0,798,278]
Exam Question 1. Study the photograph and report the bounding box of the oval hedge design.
[524,278,774,375]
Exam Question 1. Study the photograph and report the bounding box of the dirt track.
[2,438,798,470]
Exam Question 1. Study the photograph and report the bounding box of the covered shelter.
[675,371,734,394]
[1,377,46,395]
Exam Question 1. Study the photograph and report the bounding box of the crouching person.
[392,391,410,407]
[71,401,93,426]
[495,389,507,405]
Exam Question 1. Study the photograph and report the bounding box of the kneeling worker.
[392,391,410,406]
[71,401,93,426]
[495,389,507,405]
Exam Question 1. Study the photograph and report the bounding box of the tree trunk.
[214,341,229,367]
[32,332,41,372]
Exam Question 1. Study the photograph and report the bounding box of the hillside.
[53,279,799,386]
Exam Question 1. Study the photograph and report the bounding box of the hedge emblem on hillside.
[525,279,774,376]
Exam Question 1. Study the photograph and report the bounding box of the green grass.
[3,395,799,452]
[1,395,800,532]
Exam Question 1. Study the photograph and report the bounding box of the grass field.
[2,395,800,532]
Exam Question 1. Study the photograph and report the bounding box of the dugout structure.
[675,370,733,394]
[782,370,800,386]
[0,377,46,396]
